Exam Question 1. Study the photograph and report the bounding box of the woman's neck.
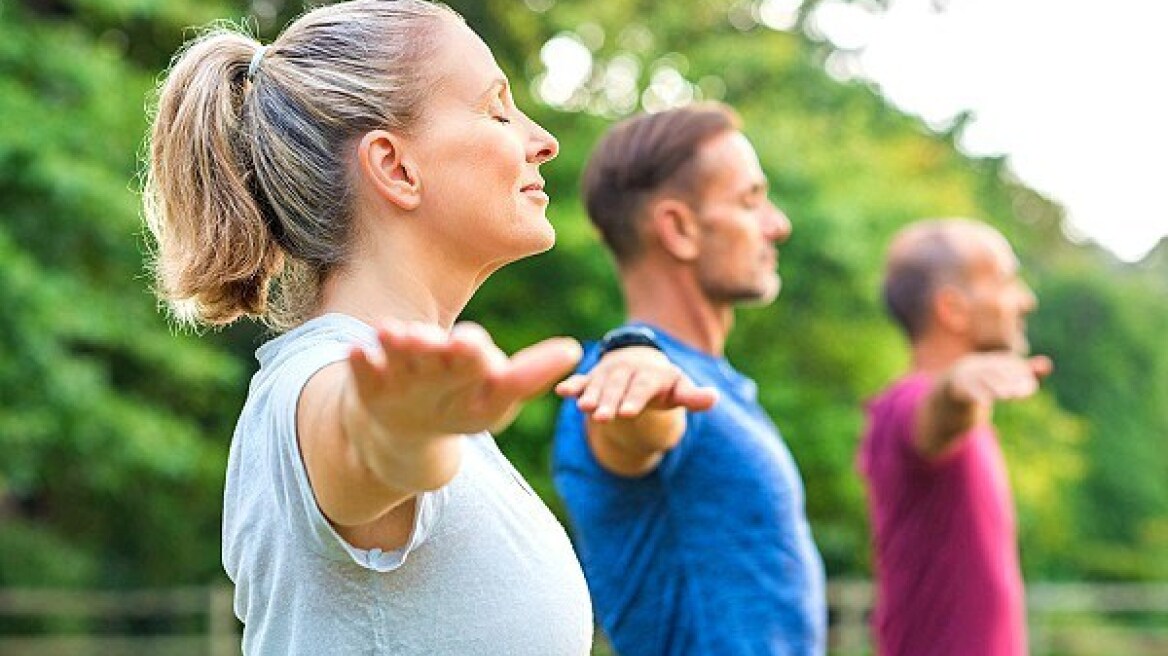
[316,238,478,330]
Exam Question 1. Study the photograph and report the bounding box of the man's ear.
[648,198,701,262]
[934,284,972,334]
[356,129,421,211]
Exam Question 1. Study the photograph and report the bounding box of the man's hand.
[555,346,717,421]
[916,352,1053,458]
[946,353,1053,405]
[555,346,717,476]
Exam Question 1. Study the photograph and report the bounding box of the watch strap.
[598,325,662,355]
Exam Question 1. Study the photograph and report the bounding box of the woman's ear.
[356,129,421,211]
[649,198,701,262]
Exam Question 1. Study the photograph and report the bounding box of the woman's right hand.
[341,320,581,489]
[301,320,578,531]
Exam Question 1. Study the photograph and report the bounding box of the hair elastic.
[247,45,268,81]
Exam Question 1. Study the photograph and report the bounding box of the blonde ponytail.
[144,29,279,327]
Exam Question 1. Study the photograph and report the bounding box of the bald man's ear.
[357,129,421,211]
[649,198,701,262]
[934,285,972,334]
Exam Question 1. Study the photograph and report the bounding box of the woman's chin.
[533,224,556,254]
[515,221,556,257]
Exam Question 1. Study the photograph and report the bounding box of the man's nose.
[764,203,792,243]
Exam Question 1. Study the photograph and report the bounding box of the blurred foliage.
[0,0,1165,593]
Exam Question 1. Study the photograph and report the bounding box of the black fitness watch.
[598,325,662,355]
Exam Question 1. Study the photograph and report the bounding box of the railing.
[0,586,237,656]
[0,581,1165,655]
[1026,582,1168,656]
[828,580,1168,656]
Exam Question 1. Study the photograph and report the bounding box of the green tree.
[0,0,244,587]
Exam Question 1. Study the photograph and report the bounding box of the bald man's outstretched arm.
[915,353,1053,458]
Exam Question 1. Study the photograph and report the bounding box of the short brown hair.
[581,102,740,263]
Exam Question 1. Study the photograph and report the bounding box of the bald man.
[857,218,1052,656]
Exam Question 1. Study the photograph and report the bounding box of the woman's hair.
[143,0,459,330]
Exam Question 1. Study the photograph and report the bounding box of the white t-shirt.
[222,313,593,654]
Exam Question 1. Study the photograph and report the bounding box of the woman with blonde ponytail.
[143,2,592,653]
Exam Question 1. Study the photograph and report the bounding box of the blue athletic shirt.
[553,324,826,655]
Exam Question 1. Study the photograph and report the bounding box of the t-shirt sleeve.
[655,407,705,480]
[885,376,975,469]
[888,378,931,454]
[265,344,447,572]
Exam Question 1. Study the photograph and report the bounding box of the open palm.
[349,320,582,440]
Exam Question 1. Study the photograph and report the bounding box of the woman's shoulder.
[256,313,374,368]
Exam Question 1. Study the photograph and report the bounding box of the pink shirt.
[858,373,1027,656]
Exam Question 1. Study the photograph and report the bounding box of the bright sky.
[535,0,1167,261]
[806,0,1168,262]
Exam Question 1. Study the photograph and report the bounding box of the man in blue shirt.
[553,103,826,655]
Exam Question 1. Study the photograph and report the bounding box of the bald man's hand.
[916,352,1053,458]
[948,353,1053,405]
